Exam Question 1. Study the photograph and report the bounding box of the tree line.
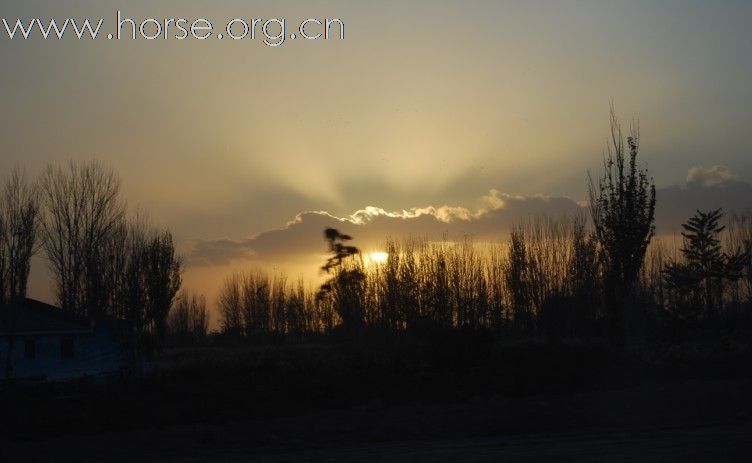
[5,109,749,350]
[215,110,752,345]
[0,161,208,356]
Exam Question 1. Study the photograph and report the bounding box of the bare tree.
[37,161,182,358]
[0,205,5,304]
[241,269,272,335]
[0,167,40,304]
[38,160,126,315]
[588,107,656,343]
[1,167,40,380]
[167,292,209,346]
[139,230,182,351]
[106,219,183,355]
[219,273,244,336]
[506,228,531,332]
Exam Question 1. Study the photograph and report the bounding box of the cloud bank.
[187,190,584,267]
[187,166,752,268]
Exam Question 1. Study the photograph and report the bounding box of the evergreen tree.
[663,209,748,317]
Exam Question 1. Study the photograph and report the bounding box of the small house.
[0,298,125,382]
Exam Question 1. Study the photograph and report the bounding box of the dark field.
[3,334,752,462]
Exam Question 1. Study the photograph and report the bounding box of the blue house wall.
[1,321,125,381]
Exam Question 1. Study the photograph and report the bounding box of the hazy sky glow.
[2,1,752,320]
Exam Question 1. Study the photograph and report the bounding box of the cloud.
[186,191,585,267]
[186,166,752,268]
[686,165,742,187]
[186,239,258,267]
[657,166,752,232]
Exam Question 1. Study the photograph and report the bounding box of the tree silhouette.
[506,229,531,332]
[0,167,39,305]
[568,218,599,300]
[0,167,39,380]
[167,293,209,346]
[317,228,365,333]
[588,107,656,343]
[142,231,182,351]
[37,161,182,356]
[663,209,748,317]
[38,160,125,315]
[218,273,244,337]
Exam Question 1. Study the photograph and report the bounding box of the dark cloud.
[185,191,584,267]
[186,166,752,267]
[187,239,258,267]
[657,167,752,232]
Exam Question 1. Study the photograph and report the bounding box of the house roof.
[0,299,91,336]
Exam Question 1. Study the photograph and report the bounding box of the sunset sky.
[2,1,752,319]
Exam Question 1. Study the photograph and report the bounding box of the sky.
[2,1,752,321]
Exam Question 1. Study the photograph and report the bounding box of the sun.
[369,251,389,264]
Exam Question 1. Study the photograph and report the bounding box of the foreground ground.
[2,338,751,461]
[4,378,751,462]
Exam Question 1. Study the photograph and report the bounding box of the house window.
[60,338,74,360]
[24,339,36,360]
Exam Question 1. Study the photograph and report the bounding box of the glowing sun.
[369,251,389,264]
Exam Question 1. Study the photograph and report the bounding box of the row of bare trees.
[167,293,210,346]
[213,219,605,339]
[219,270,329,337]
[215,228,591,339]
[1,161,195,353]
[214,108,750,345]
[215,213,752,343]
